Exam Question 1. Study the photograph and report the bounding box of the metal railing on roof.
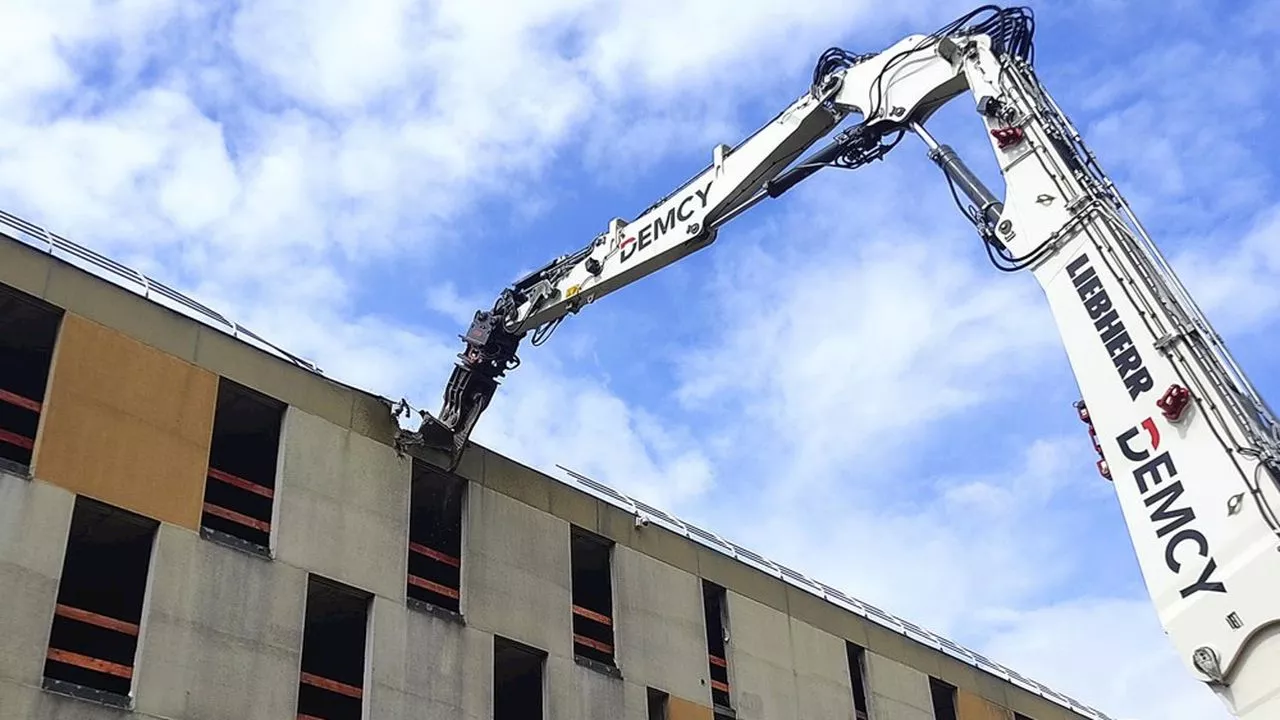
[556,463,1116,720]
[0,208,324,375]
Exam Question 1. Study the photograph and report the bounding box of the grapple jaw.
[399,305,522,470]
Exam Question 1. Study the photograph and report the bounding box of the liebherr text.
[1067,253,1155,400]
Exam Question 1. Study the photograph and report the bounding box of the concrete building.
[0,209,1115,720]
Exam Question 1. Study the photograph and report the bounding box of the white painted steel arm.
[921,30,1280,720]
[411,14,1280,716]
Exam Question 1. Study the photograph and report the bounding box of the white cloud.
[472,351,717,510]
[984,598,1232,720]
[0,0,189,110]
[2,3,1278,720]
[1063,36,1273,231]
[231,0,424,110]
[670,169,1064,487]
[1170,203,1280,337]
[0,88,232,245]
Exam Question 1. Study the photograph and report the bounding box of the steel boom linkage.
[398,8,1280,717]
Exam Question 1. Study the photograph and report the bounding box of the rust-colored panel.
[668,697,713,720]
[958,689,1014,720]
[33,314,217,529]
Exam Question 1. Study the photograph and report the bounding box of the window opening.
[846,642,871,719]
[1014,714,1036,720]
[929,677,958,720]
[200,378,285,553]
[407,459,464,614]
[297,575,371,720]
[494,635,546,720]
[647,688,670,720]
[703,580,731,710]
[0,285,62,474]
[43,497,158,706]
[570,526,615,667]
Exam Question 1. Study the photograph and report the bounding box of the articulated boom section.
[408,93,852,457]
[408,32,927,459]
[404,9,1280,713]
[946,36,1280,719]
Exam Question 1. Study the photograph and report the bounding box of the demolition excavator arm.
[400,7,1280,716]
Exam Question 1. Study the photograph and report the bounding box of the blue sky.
[3,1,1278,718]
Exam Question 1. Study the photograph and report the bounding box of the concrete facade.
[0,224,1112,720]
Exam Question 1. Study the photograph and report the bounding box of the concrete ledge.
[697,548,788,615]
[0,238,52,298]
[46,262,201,362]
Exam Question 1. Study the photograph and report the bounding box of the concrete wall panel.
[789,617,857,720]
[134,524,307,720]
[460,624,493,720]
[275,407,411,600]
[554,661,633,720]
[368,597,489,720]
[33,314,217,529]
[619,677,654,720]
[725,591,798,720]
[479,448,551,513]
[464,485,572,656]
[0,237,52,298]
[865,651,935,720]
[613,545,708,702]
[597,504,699,576]
[786,585,871,649]
[0,474,74,686]
[959,688,1015,720]
[697,549,788,615]
[193,326,358,434]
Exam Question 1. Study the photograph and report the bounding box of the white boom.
[401,7,1280,715]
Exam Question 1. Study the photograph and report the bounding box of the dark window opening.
[929,677,958,720]
[0,285,62,474]
[494,635,545,720]
[297,575,370,720]
[647,688,669,720]
[1014,714,1036,720]
[200,378,285,553]
[407,459,464,614]
[846,642,870,719]
[570,526,615,666]
[43,497,157,705]
[703,580,731,710]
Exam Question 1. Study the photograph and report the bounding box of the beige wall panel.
[959,689,1015,720]
[669,697,714,720]
[33,313,217,529]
